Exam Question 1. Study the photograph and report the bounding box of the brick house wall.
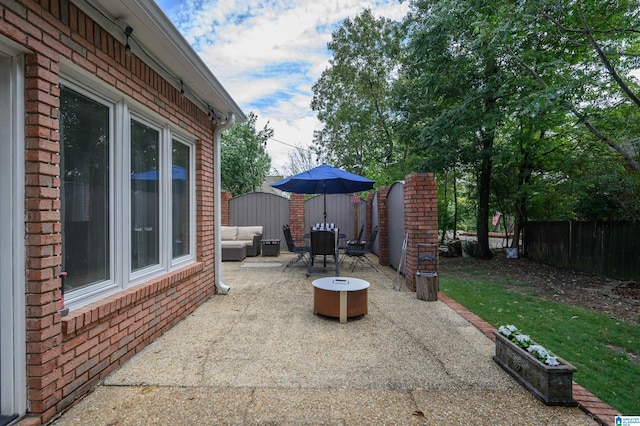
[1,1,224,424]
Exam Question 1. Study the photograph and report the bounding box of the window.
[60,82,196,309]
[172,140,191,259]
[60,88,111,292]
[131,120,160,271]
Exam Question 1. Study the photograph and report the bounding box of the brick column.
[24,53,64,423]
[221,191,232,226]
[403,173,438,291]
[365,192,374,241]
[289,193,305,241]
[376,186,390,266]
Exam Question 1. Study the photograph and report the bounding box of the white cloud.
[155,0,409,173]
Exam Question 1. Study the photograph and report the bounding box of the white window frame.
[0,41,27,422]
[60,65,197,311]
[128,113,166,282]
[170,135,197,267]
[59,80,118,306]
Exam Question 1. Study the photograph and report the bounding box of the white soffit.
[78,0,245,122]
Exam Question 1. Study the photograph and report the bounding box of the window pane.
[172,141,191,258]
[131,120,159,271]
[60,88,110,292]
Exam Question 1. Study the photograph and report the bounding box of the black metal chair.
[339,224,365,264]
[282,225,309,271]
[355,224,364,243]
[307,229,340,276]
[345,226,379,272]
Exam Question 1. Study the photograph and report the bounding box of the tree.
[311,9,404,185]
[220,112,272,196]
[308,1,640,250]
[512,0,640,174]
[400,0,640,257]
[487,0,640,234]
[400,0,517,258]
[436,169,463,243]
[281,144,320,177]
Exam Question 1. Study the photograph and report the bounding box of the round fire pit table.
[312,277,369,323]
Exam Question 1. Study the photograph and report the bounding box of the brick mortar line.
[436,291,621,426]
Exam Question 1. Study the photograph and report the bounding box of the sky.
[154,0,410,175]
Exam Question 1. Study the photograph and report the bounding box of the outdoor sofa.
[221,225,263,261]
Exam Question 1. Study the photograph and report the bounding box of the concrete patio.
[50,254,598,425]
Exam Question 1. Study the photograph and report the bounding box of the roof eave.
[76,0,245,122]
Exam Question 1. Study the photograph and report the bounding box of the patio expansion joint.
[436,291,622,426]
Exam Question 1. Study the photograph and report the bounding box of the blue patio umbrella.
[131,165,187,181]
[271,163,375,222]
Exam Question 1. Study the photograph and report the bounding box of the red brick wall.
[197,134,215,267]
[2,1,218,424]
[403,173,438,291]
[376,186,390,266]
[366,192,374,242]
[23,51,64,424]
[221,191,232,226]
[289,193,305,241]
[57,263,208,415]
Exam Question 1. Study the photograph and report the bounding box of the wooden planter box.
[493,331,577,406]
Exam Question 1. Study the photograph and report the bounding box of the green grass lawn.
[440,274,640,415]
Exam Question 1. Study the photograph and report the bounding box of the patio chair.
[345,226,379,272]
[355,224,364,243]
[307,229,340,276]
[282,225,310,271]
[339,224,365,264]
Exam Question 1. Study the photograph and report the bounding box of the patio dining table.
[306,228,341,276]
[304,223,347,248]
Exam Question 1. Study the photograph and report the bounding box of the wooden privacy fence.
[525,221,640,281]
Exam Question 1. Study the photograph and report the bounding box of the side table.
[261,239,280,256]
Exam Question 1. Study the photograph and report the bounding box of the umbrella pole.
[323,181,327,223]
